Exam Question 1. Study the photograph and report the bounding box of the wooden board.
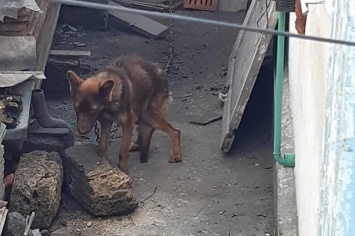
[108,1,168,39]
[220,0,278,152]
[34,2,62,88]
[49,50,91,58]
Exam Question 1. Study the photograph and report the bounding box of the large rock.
[62,143,138,216]
[9,151,63,229]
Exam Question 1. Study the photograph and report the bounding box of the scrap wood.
[108,1,168,39]
[49,50,91,58]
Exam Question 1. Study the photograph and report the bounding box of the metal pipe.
[31,89,74,148]
[273,12,295,168]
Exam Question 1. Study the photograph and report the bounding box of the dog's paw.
[169,155,182,163]
[129,143,140,152]
[98,148,107,158]
[118,163,129,174]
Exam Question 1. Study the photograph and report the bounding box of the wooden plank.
[108,1,168,39]
[220,0,278,152]
[34,2,62,88]
[50,50,92,58]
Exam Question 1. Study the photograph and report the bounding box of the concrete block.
[9,151,63,229]
[62,143,138,217]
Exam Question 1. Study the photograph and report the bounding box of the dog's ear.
[99,80,114,101]
[67,70,83,96]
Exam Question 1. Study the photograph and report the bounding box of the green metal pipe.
[273,12,295,168]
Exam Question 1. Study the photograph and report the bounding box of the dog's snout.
[77,125,92,135]
[77,114,96,134]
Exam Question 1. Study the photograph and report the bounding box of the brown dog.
[66,54,182,174]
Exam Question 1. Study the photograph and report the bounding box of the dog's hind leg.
[143,114,181,163]
[156,118,181,163]
[138,121,155,163]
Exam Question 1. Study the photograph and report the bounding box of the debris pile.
[0,94,23,129]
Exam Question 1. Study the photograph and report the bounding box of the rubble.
[62,143,138,216]
[6,212,34,236]
[9,151,63,229]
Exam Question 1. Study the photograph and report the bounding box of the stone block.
[9,151,63,229]
[62,143,138,216]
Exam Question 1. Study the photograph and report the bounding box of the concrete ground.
[42,5,275,235]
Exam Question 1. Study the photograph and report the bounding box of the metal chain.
[165,0,175,73]
[94,121,119,143]
[94,121,100,142]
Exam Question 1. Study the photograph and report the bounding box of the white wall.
[288,4,331,236]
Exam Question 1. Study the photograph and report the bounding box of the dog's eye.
[90,106,98,113]
[74,103,80,110]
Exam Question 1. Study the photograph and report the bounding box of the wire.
[49,0,355,47]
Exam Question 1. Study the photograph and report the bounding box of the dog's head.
[67,70,115,134]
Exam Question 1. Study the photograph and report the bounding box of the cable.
[49,0,355,47]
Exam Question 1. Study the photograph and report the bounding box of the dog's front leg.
[99,119,113,159]
[118,120,135,174]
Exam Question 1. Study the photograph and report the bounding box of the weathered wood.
[49,50,91,58]
[220,0,278,152]
[34,2,62,88]
[108,1,168,39]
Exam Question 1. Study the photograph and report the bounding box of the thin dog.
[66,54,182,174]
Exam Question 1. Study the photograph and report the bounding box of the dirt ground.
[42,5,274,236]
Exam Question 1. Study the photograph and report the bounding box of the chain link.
[165,0,175,73]
[94,121,100,142]
[94,121,120,143]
